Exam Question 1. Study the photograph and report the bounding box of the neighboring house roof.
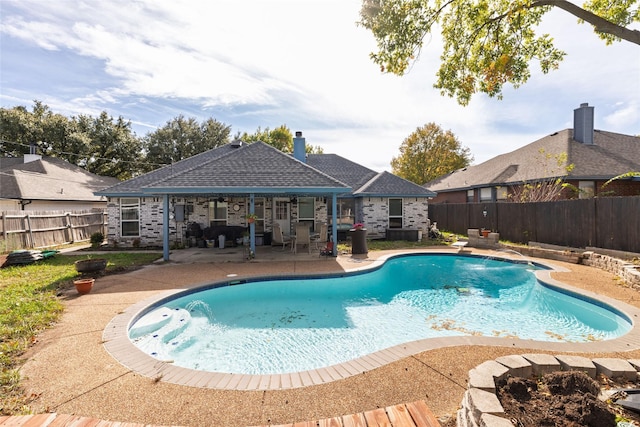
[98,141,351,197]
[426,129,640,192]
[0,156,119,202]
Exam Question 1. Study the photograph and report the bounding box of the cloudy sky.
[1,0,638,172]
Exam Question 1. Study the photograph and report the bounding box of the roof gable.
[355,171,436,197]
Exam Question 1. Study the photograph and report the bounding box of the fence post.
[25,213,34,248]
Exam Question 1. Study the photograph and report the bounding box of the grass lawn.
[0,252,161,415]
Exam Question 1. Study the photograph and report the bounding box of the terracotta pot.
[481,230,490,238]
[73,278,95,294]
[74,258,107,273]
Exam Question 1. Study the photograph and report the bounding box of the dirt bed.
[497,371,640,426]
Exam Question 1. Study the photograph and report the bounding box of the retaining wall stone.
[457,354,640,427]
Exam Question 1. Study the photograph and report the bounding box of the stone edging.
[457,354,640,427]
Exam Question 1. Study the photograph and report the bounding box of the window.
[297,197,315,230]
[389,198,403,228]
[329,198,355,228]
[480,187,493,202]
[466,189,474,202]
[120,198,140,237]
[579,181,595,199]
[209,199,228,226]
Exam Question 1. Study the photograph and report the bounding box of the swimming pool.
[126,253,632,376]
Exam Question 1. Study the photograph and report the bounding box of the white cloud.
[1,0,638,172]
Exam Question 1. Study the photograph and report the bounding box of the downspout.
[249,193,256,257]
[332,193,338,256]
[163,195,170,261]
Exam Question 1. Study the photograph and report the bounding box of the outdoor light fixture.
[482,208,488,217]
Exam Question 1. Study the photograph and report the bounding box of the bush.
[90,232,104,248]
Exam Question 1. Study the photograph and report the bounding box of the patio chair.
[272,223,292,251]
[293,223,311,254]
[312,223,328,250]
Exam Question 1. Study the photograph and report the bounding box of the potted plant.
[245,213,258,224]
[74,257,107,273]
[73,277,95,294]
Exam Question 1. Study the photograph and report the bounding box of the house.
[0,153,119,211]
[426,103,640,204]
[96,132,436,260]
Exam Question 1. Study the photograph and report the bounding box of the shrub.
[90,232,104,248]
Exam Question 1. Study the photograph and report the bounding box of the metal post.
[249,194,256,257]
[163,195,170,261]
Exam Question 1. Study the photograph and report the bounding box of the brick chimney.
[293,131,306,163]
[573,103,594,145]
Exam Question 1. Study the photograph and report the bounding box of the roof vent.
[573,103,594,145]
[231,140,244,148]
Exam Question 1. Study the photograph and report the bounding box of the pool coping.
[102,251,640,390]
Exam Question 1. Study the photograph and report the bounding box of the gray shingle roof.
[306,154,378,190]
[426,129,640,192]
[355,171,437,197]
[99,141,351,196]
[0,156,119,201]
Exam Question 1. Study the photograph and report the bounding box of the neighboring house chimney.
[573,103,594,145]
[293,131,306,163]
[24,143,42,163]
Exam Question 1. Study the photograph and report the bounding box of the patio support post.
[249,193,256,256]
[163,194,170,261]
[332,193,338,256]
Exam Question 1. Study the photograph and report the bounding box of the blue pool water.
[129,254,631,375]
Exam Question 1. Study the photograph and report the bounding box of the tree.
[391,122,472,184]
[508,149,575,202]
[74,112,143,180]
[0,101,143,179]
[142,115,231,172]
[236,125,324,153]
[358,0,640,105]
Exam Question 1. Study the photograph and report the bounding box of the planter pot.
[73,278,95,294]
[481,230,490,238]
[74,258,107,273]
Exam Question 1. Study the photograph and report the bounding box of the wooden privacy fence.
[0,209,107,252]
[429,196,640,254]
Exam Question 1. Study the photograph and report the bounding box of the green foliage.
[603,171,640,187]
[0,101,142,179]
[141,115,231,172]
[391,122,473,185]
[90,232,105,248]
[359,0,639,105]
[236,125,324,154]
[0,252,159,415]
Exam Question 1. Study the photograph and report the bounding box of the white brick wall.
[107,196,430,246]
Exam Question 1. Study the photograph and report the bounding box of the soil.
[497,371,640,427]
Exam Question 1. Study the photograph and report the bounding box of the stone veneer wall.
[457,354,640,427]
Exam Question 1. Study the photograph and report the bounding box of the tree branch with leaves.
[359,0,639,105]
